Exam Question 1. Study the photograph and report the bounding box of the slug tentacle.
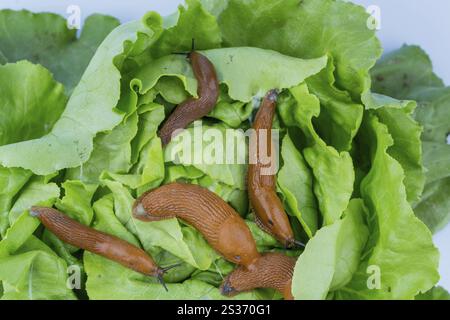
[248,90,299,248]
[220,253,296,300]
[159,51,220,146]
[30,206,172,289]
[156,263,182,292]
[133,183,261,267]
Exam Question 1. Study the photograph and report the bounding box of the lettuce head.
[0,0,445,300]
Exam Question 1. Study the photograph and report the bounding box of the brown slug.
[220,252,296,300]
[248,90,303,249]
[133,182,261,268]
[30,206,177,290]
[159,51,220,146]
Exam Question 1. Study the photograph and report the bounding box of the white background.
[0,0,449,292]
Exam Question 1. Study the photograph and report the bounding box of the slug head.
[30,206,44,217]
[156,270,168,292]
[266,89,279,102]
[155,263,182,292]
[252,191,298,249]
[220,253,296,300]
[286,238,306,249]
[220,266,256,297]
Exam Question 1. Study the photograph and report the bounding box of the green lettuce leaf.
[0,167,32,237]
[414,178,450,233]
[164,165,204,184]
[375,112,424,202]
[106,136,165,193]
[336,114,439,299]
[205,0,382,98]
[413,87,450,143]
[0,250,76,300]
[0,212,40,258]
[279,84,354,226]
[0,17,160,175]
[55,180,97,225]
[0,60,65,234]
[413,89,450,232]
[201,48,327,102]
[100,104,166,191]
[8,176,60,225]
[0,61,67,147]
[371,44,450,232]
[370,96,425,204]
[422,141,450,184]
[132,103,166,161]
[135,48,327,103]
[306,57,364,152]
[133,54,197,99]
[0,212,76,300]
[277,134,318,237]
[150,0,222,58]
[292,199,369,300]
[0,10,120,93]
[245,221,279,250]
[371,45,444,99]
[207,90,253,127]
[165,122,248,189]
[415,286,450,300]
[65,113,139,183]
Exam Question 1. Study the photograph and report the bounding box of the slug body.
[159,52,220,146]
[133,183,261,268]
[30,207,164,279]
[220,253,296,300]
[248,90,297,248]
